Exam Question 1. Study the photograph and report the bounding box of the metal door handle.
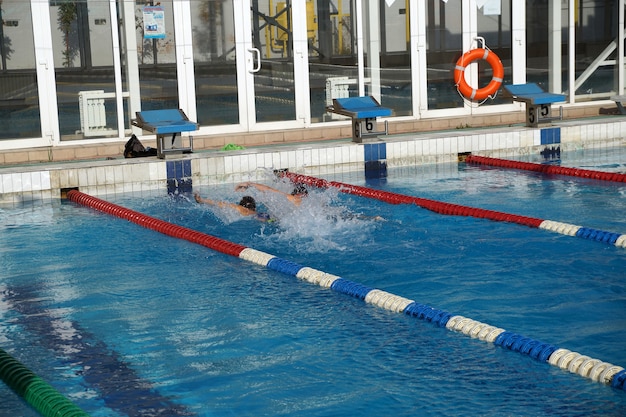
[248,48,261,73]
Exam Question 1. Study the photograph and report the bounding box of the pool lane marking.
[281,172,626,249]
[2,283,193,417]
[66,190,626,392]
[465,154,626,183]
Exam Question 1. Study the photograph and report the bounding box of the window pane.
[0,0,41,139]
[190,0,239,126]
[51,0,121,140]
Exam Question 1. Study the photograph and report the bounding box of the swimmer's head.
[239,196,256,211]
[291,184,308,196]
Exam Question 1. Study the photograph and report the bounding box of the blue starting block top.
[330,96,392,119]
[133,109,198,135]
[503,83,566,105]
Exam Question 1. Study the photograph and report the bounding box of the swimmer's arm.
[236,182,301,205]
[356,214,386,221]
[195,193,245,212]
[195,193,225,207]
[236,182,285,195]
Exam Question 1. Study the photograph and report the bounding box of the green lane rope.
[0,348,89,417]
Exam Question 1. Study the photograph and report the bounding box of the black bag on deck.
[124,134,157,158]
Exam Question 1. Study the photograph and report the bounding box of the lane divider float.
[465,154,626,183]
[0,347,88,417]
[281,172,626,248]
[66,190,626,392]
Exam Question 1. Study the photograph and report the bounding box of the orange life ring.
[453,48,504,101]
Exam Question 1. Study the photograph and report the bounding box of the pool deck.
[1,110,625,206]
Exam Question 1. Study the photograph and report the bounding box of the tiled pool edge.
[1,119,625,206]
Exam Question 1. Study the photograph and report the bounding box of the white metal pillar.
[364,0,381,100]
[109,0,126,138]
[568,0,575,102]
[511,1,526,85]
[462,0,478,109]
[31,0,59,146]
[548,0,562,93]
[121,0,142,133]
[292,0,312,124]
[412,0,427,115]
[618,0,625,94]
[356,0,365,96]
[173,0,197,123]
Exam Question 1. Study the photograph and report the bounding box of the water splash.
[251,183,379,253]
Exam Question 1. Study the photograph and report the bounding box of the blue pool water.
[1,147,625,416]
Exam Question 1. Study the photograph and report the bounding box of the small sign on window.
[143,6,165,39]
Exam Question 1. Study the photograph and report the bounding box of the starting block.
[132,109,198,159]
[503,83,566,128]
[326,96,392,143]
[610,95,626,115]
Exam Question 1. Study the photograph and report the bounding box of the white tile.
[105,166,116,185]
[0,174,5,194]
[58,169,69,188]
[407,139,417,157]
[484,134,493,151]
[351,145,362,164]
[122,182,134,193]
[29,172,42,191]
[334,147,343,165]
[478,134,486,150]
[301,148,312,167]
[11,173,23,193]
[471,135,480,152]
[271,152,282,169]
[94,166,106,186]
[310,148,320,166]
[78,168,89,187]
[449,137,458,155]
[287,151,297,169]
[154,161,166,181]
[119,164,132,185]
[231,155,242,174]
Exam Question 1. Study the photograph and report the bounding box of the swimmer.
[235,182,385,221]
[194,192,274,222]
[235,182,308,206]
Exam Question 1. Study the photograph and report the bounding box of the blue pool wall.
[1,119,625,205]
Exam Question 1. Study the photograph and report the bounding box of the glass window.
[134,1,179,110]
[190,0,239,126]
[572,0,616,98]
[50,0,121,140]
[0,0,41,139]
[526,0,569,94]
[309,0,411,123]
[426,0,463,110]
[308,0,359,123]
[249,0,297,123]
[366,0,412,116]
[477,0,511,105]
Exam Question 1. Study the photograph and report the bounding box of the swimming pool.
[1,146,625,416]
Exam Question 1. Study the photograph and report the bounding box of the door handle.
[248,48,261,73]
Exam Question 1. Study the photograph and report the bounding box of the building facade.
[0,0,624,152]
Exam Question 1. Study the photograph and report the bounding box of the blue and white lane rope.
[539,220,626,247]
[239,247,626,391]
[67,191,626,393]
